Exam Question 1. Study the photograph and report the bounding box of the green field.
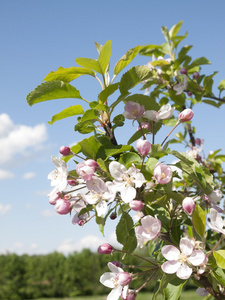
[36,290,207,300]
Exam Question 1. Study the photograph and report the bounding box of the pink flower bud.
[180,68,187,75]
[97,243,114,254]
[153,163,172,184]
[55,199,71,215]
[187,91,192,96]
[67,179,78,186]
[193,72,200,79]
[137,122,150,131]
[178,108,194,122]
[48,191,62,205]
[123,101,145,120]
[110,212,117,220]
[111,261,123,268]
[182,197,195,215]
[76,161,97,181]
[85,159,99,170]
[116,272,132,286]
[129,200,143,211]
[136,139,151,157]
[78,220,85,226]
[59,146,71,156]
[195,138,202,146]
[121,290,137,300]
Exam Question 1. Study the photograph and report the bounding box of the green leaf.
[119,152,141,169]
[213,250,225,269]
[187,57,210,70]
[169,21,183,38]
[213,268,225,286]
[96,158,108,173]
[139,44,164,57]
[192,203,206,238]
[75,57,102,74]
[98,83,119,104]
[48,105,84,124]
[119,66,152,92]
[163,277,186,300]
[218,79,225,91]
[116,212,134,245]
[113,45,142,76]
[94,41,103,54]
[75,121,96,134]
[122,235,137,253]
[79,109,99,123]
[104,145,133,159]
[98,40,112,74]
[127,128,151,145]
[27,81,84,106]
[161,26,170,44]
[75,136,103,160]
[123,94,160,111]
[43,66,96,83]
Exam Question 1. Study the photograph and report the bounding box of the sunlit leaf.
[213,250,225,269]
[26,81,83,106]
[98,40,112,74]
[192,203,206,238]
[48,105,84,124]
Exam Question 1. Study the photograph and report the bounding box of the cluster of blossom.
[46,102,225,300]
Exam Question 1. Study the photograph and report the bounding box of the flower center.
[179,253,187,263]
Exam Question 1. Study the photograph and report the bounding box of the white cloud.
[0,113,48,165]
[0,169,14,179]
[41,209,56,217]
[0,203,11,215]
[57,235,106,254]
[23,172,36,179]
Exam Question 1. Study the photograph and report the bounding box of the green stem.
[161,120,180,147]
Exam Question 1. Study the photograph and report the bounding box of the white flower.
[173,74,188,95]
[135,215,161,247]
[109,162,145,203]
[100,262,130,300]
[84,176,115,216]
[208,208,225,235]
[47,156,68,191]
[161,237,206,280]
[158,104,175,120]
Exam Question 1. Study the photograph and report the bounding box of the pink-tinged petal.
[188,251,205,266]
[210,208,224,229]
[176,264,192,280]
[107,262,124,273]
[179,237,193,256]
[100,272,117,288]
[109,161,126,179]
[96,200,107,217]
[107,285,123,300]
[161,245,180,261]
[161,260,181,274]
[121,186,136,203]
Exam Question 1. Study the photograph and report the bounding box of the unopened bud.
[193,72,200,79]
[178,108,194,122]
[187,91,192,96]
[182,197,195,215]
[117,272,132,286]
[129,200,143,211]
[59,146,71,156]
[78,220,85,226]
[136,139,151,157]
[121,291,137,300]
[98,243,114,254]
[180,68,187,75]
[110,212,117,220]
[67,179,78,186]
[55,199,71,215]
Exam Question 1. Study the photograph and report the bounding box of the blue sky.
[1,0,225,255]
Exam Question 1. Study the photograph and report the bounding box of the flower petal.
[100,272,117,288]
[176,263,192,280]
[107,285,123,300]
[161,260,181,274]
[188,250,205,266]
[161,245,180,261]
[121,186,136,203]
[179,237,193,256]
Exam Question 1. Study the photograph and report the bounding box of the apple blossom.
[161,237,206,280]
[153,162,172,184]
[208,189,223,203]
[135,215,161,247]
[48,156,68,191]
[48,187,62,205]
[144,110,159,122]
[121,290,137,300]
[98,243,114,254]
[59,145,71,156]
[55,199,71,215]
[182,197,195,215]
[76,159,98,181]
[173,74,188,95]
[208,208,225,235]
[109,161,145,203]
[158,104,175,120]
[129,200,143,211]
[136,139,151,157]
[100,262,130,300]
[123,101,145,120]
[178,108,194,122]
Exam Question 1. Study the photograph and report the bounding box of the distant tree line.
[0,249,156,300]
